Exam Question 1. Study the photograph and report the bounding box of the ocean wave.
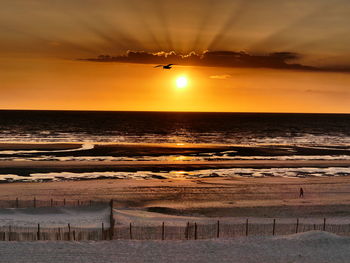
[0,143,94,155]
[1,154,349,162]
[1,167,350,183]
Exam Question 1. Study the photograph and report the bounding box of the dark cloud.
[81,50,319,71]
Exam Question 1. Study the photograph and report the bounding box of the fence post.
[37,224,41,240]
[272,219,276,236]
[129,223,132,240]
[217,220,220,238]
[323,218,326,231]
[90,200,92,206]
[68,223,71,241]
[77,200,80,206]
[295,218,299,233]
[64,199,66,206]
[58,228,61,241]
[51,198,53,207]
[34,197,36,208]
[162,222,165,240]
[8,225,11,241]
[109,199,114,240]
[16,197,19,208]
[194,223,197,240]
[102,222,105,240]
[186,222,189,240]
[245,219,249,236]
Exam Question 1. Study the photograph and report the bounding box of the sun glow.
[176,76,188,88]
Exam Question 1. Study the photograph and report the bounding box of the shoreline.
[0,142,349,157]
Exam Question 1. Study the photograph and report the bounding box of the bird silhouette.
[154,64,174,69]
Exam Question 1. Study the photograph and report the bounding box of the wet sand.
[1,142,349,157]
[1,160,350,176]
[1,176,350,218]
[0,143,83,150]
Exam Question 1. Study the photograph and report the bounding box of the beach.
[0,176,349,218]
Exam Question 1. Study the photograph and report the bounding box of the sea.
[1,110,349,145]
[0,110,349,182]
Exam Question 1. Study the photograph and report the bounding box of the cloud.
[80,50,347,72]
[209,74,232,79]
[305,89,349,95]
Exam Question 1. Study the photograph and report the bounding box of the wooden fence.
[0,198,109,209]
[0,219,350,241]
[0,224,110,241]
[0,199,349,241]
[0,198,114,241]
[113,219,350,240]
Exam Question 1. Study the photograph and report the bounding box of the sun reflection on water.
[171,155,190,161]
[168,170,189,179]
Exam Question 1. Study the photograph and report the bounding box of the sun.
[176,76,188,88]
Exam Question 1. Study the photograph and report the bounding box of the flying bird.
[154,64,174,69]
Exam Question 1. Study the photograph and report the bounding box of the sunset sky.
[1,0,350,113]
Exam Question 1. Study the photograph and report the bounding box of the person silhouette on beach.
[299,187,304,198]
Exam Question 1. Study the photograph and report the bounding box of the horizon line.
[0,109,349,115]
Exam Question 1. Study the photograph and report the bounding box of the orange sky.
[0,0,350,113]
[1,57,349,113]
